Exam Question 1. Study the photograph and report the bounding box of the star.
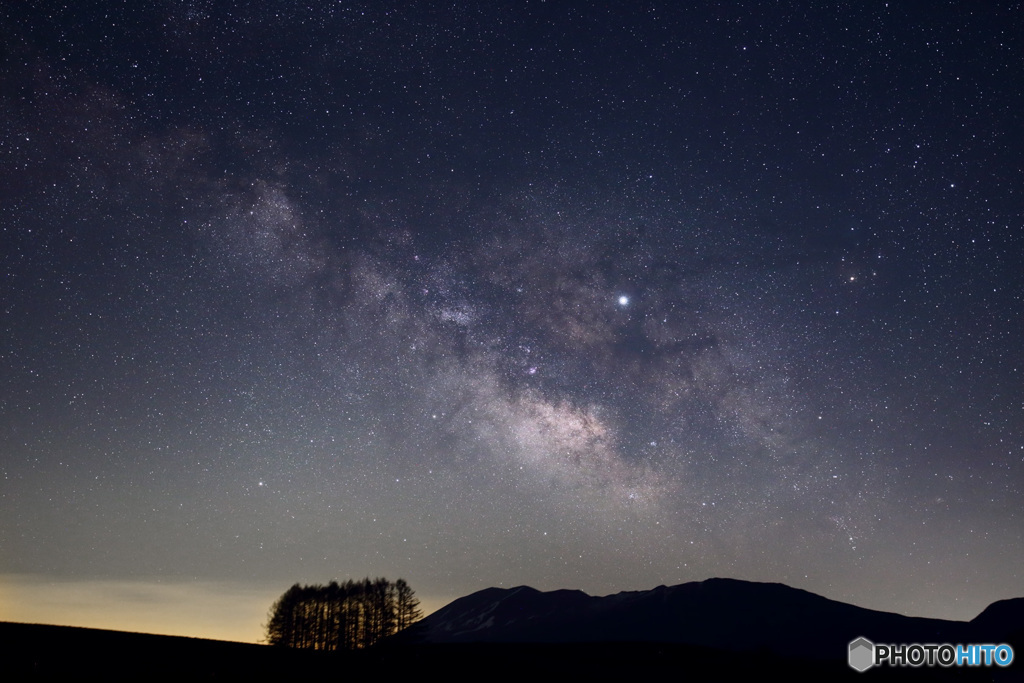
[1,0,1018,643]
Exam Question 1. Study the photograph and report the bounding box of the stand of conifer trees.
[265,577,421,650]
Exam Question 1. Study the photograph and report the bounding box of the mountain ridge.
[396,577,1022,665]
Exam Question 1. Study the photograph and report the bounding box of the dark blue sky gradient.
[1,2,1021,640]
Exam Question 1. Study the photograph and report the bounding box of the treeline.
[266,577,421,650]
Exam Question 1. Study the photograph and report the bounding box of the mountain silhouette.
[7,580,1021,680]
[397,578,1022,664]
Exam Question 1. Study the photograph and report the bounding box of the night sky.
[2,2,1022,643]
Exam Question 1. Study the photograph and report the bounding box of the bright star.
[618,295,629,306]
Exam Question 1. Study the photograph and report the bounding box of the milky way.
[1,2,1021,640]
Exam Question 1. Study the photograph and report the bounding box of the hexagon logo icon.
[849,637,875,672]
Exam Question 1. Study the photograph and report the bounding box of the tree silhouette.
[394,578,422,630]
[265,577,421,650]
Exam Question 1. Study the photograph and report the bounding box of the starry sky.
[2,2,1022,643]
